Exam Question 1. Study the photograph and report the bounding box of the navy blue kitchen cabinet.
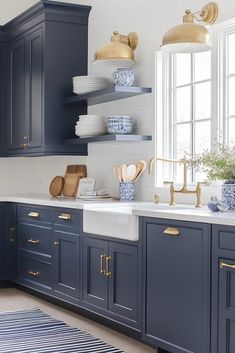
[17,204,54,292]
[0,203,5,279]
[83,237,109,309]
[83,235,140,327]
[211,225,235,353]
[4,0,90,156]
[142,217,211,353]
[53,209,82,302]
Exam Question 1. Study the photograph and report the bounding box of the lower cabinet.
[53,228,80,301]
[211,225,235,353]
[142,217,211,353]
[83,236,140,327]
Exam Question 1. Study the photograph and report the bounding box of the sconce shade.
[95,41,135,62]
[161,2,218,53]
[94,31,138,64]
[161,22,211,53]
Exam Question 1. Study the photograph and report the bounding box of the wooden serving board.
[63,165,87,197]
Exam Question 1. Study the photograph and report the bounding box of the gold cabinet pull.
[58,213,71,220]
[27,239,40,245]
[9,227,15,243]
[28,212,39,218]
[163,227,180,236]
[105,256,112,278]
[220,262,235,270]
[27,270,40,277]
[54,241,60,245]
[100,255,105,274]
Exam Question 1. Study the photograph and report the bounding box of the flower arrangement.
[192,145,235,182]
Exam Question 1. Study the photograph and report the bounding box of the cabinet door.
[218,259,235,353]
[143,219,210,353]
[25,26,43,149]
[53,230,80,299]
[5,203,17,279]
[108,242,139,321]
[83,237,108,309]
[7,38,25,151]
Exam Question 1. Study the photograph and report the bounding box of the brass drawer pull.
[163,227,180,236]
[54,241,60,245]
[27,239,40,245]
[27,269,40,277]
[28,212,39,218]
[220,262,235,270]
[58,213,71,220]
[105,256,112,278]
[100,255,105,274]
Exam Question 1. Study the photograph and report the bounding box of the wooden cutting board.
[63,165,87,197]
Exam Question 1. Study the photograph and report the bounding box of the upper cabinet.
[2,0,91,156]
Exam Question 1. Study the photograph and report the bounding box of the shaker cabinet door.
[7,38,25,151]
[218,259,235,353]
[83,237,108,309]
[108,242,139,322]
[143,219,210,353]
[25,26,43,150]
[53,230,80,299]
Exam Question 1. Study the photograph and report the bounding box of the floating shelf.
[65,134,152,144]
[64,86,152,106]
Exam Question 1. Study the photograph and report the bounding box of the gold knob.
[27,239,40,245]
[220,262,235,270]
[163,227,180,236]
[100,254,105,274]
[58,213,71,220]
[28,212,39,218]
[54,241,60,245]
[27,270,40,277]
[105,256,112,277]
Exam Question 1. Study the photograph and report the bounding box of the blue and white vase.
[119,182,135,201]
[113,68,135,87]
[222,179,235,210]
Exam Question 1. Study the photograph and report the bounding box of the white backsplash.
[0,0,234,203]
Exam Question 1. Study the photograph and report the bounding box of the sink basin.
[83,203,139,241]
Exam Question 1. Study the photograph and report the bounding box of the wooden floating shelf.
[64,86,152,106]
[65,134,152,144]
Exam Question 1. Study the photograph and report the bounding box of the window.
[156,19,235,185]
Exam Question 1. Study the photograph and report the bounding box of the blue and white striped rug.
[0,308,124,352]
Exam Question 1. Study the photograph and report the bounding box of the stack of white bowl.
[73,76,111,95]
[75,115,107,138]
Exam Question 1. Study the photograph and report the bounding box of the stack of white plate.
[75,115,107,138]
[73,76,111,95]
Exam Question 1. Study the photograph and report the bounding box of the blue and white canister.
[119,182,135,201]
[222,180,235,210]
[113,68,135,87]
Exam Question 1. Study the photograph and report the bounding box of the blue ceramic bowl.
[107,116,134,134]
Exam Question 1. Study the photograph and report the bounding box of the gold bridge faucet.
[148,156,207,207]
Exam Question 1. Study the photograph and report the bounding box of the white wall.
[0,0,234,202]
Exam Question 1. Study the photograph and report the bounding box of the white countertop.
[1,194,235,227]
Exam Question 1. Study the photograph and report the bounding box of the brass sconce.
[161,2,218,52]
[94,31,138,64]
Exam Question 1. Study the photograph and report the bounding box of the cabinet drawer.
[213,225,235,251]
[18,256,52,288]
[54,209,81,229]
[18,205,52,223]
[18,222,52,257]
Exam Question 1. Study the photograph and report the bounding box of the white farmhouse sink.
[83,203,139,241]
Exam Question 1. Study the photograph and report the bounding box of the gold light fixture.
[94,31,138,65]
[161,2,218,53]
